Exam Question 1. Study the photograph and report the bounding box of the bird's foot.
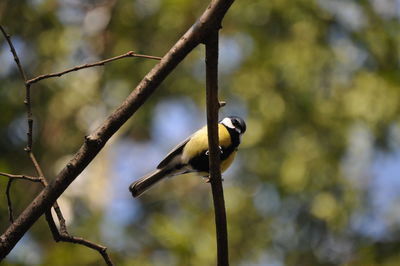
[205,146,223,156]
[204,176,224,183]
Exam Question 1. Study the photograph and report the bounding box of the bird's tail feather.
[129,168,171,197]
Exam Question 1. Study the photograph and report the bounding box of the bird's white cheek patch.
[221,117,235,129]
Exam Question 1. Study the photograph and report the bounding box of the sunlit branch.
[27,51,162,85]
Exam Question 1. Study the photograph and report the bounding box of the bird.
[129,116,246,197]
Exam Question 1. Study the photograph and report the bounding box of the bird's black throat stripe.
[188,125,241,173]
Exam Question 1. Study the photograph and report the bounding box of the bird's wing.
[156,136,192,169]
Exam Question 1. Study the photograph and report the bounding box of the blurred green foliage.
[1,0,400,265]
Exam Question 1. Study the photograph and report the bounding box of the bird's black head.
[221,116,246,135]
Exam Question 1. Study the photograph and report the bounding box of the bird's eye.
[232,119,239,127]
[231,118,242,133]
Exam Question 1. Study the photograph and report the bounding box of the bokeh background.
[1,0,400,265]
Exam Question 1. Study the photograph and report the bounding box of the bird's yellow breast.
[220,149,236,173]
[182,124,232,165]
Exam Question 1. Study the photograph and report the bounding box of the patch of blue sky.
[0,36,33,78]
[350,124,400,240]
[360,150,400,239]
[328,26,369,84]
[0,42,15,78]
[239,251,284,266]
[102,98,201,232]
[192,33,254,81]
[5,233,42,266]
[370,0,400,19]
[57,1,85,25]
[318,0,367,31]
[152,97,202,152]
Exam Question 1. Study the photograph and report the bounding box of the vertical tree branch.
[6,180,14,224]
[205,29,229,266]
[24,83,33,152]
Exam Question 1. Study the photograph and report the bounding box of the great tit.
[129,116,246,197]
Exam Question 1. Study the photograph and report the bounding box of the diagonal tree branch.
[0,0,235,260]
[205,29,229,266]
[0,26,28,82]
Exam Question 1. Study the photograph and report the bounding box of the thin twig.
[0,25,28,81]
[0,25,115,265]
[28,152,45,178]
[0,25,39,226]
[28,152,50,187]
[0,25,33,151]
[27,51,162,85]
[52,205,67,234]
[6,180,14,224]
[59,235,113,266]
[0,169,104,262]
[24,84,33,151]
[28,152,69,233]
[1,170,40,224]
[45,211,114,266]
[205,29,229,266]
[0,172,41,182]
